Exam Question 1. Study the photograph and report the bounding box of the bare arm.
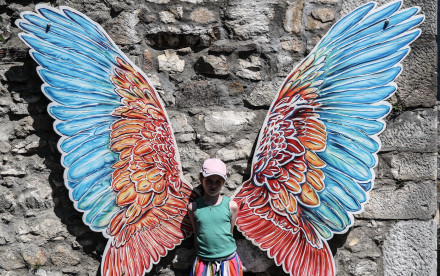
[187,201,198,251]
[229,200,238,233]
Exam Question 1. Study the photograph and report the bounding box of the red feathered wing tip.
[234,181,334,276]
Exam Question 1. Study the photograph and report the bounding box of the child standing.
[188,158,243,276]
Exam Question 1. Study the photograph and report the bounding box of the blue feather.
[55,116,116,136]
[63,9,113,49]
[69,166,113,193]
[328,49,408,80]
[324,176,361,212]
[63,135,110,167]
[323,166,368,203]
[328,132,376,166]
[318,143,372,182]
[59,123,112,153]
[50,104,116,120]
[77,177,113,210]
[322,67,402,94]
[324,121,380,153]
[39,69,115,93]
[68,148,118,181]
[20,35,111,75]
[317,86,396,104]
[318,103,391,119]
[89,199,120,230]
[85,191,119,229]
[319,112,385,135]
[302,212,333,239]
[32,52,110,84]
[319,3,374,48]
[44,86,121,107]
[314,192,351,231]
[19,21,117,69]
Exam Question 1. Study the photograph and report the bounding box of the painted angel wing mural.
[233,1,423,275]
[16,5,193,276]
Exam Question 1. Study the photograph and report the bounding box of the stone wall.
[0,0,437,275]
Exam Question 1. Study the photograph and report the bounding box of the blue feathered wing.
[233,2,424,275]
[16,5,193,276]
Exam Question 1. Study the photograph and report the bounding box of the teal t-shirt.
[195,196,237,260]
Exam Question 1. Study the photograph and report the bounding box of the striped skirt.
[190,252,243,276]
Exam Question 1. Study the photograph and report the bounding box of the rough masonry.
[0,0,437,275]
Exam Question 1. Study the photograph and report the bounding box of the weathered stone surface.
[179,145,210,170]
[159,11,176,23]
[34,269,63,276]
[236,239,274,272]
[306,15,332,31]
[21,244,48,268]
[311,8,335,23]
[216,139,253,162]
[361,179,437,220]
[143,49,154,71]
[383,220,437,276]
[225,0,275,42]
[204,111,256,133]
[380,108,437,152]
[280,37,303,52]
[283,0,304,34]
[190,8,216,24]
[377,152,436,180]
[244,81,277,107]
[1,1,436,275]
[194,55,229,77]
[158,50,185,73]
[398,39,437,108]
[0,249,26,270]
[236,56,263,81]
[106,11,141,45]
[50,244,81,266]
[176,81,218,108]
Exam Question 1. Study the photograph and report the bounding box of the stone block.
[216,139,253,162]
[176,81,218,108]
[377,152,436,180]
[179,145,210,170]
[280,37,303,52]
[194,55,229,77]
[159,11,176,23]
[224,0,274,43]
[283,0,304,34]
[190,8,216,24]
[380,108,437,152]
[204,111,256,133]
[398,38,437,108]
[383,220,437,276]
[50,244,81,266]
[0,249,26,270]
[158,50,185,73]
[244,81,278,107]
[21,244,48,268]
[105,11,141,45]
[311,8,336,23]
[361,179,437,220]
[236,56,263,81]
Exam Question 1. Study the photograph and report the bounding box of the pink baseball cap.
[200,158,227,180]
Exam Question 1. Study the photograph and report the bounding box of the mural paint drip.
[16,1,423,275]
